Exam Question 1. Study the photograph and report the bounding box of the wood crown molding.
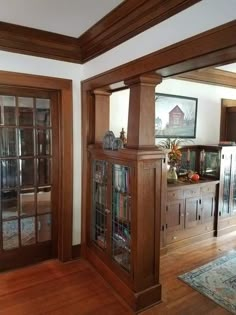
[77,0,201,62]
[174,68,236,88]
[0,0,200,63]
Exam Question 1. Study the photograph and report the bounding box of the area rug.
[178,251,236,314]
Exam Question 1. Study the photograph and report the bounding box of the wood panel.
[78,0,201,62]
[175,68,236,88]
[0,22,81,63]
[0,70,73,262]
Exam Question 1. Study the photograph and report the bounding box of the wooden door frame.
[0,70,73,261]
[81,20,236,251]
[220,98,236,141]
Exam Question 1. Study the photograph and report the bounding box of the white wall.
[82,0,236,79]
[110,78,236,145]
[0,51,82,244]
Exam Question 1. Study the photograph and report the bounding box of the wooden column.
[125,74,162,149]
[93,89,111,143]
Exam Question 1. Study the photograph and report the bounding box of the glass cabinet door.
[111,164,131,272]
[221,153,232,217]
[231,153,236,216]
[91,160,108,250]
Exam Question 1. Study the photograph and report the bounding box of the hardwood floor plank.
[0,232,235,314]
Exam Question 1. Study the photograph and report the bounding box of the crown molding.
[0,0,200,63]
[174,68,236,88]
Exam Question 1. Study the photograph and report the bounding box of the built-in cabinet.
[165,181,218,248]
[88,145,165,312]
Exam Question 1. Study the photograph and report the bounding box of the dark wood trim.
[72,244,81,259]
[0,70,73,262]
[0,0,200,63]
[78,0,201,62]
[81,19,236,250]
[220,98,236,141]
[0,22,81,63]
[175,68,236,88]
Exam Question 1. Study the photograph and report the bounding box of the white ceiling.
[0,0,124,37]
[216,63,236,74]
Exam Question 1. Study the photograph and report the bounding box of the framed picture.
[155,93,198,138]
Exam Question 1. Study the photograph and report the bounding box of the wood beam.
[175,68,236,88]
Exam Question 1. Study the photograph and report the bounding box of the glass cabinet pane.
[0,95,16,125]
[20,189,35,216]
[37,187,51,214]
[92,160,108,250]
[38,159,51,185]
[1,190,18,219]
[19,128,34,156]
[21,217,36,246]
[18,97,34,126]
[0,128,17,157]
[1,160,18,188]
[20,159,35,186]
[37,129,51,155]
[37,214,51,242]
[203,151,220,177]
[112,164,131,272]
[36,99,51,127]
[232,155,236,215]
[222,154,231,216]
[3,220,19,250]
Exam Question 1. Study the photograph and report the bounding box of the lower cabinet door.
[166,200,184,232]
[185,197,200,229]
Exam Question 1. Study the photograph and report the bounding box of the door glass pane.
[37,187,51,214]
[3,220,19,250]
[36,99,51,127]
[38,159,51,186]
[18,97,34,126]
[1,160,18,188]
[20,159,34,186]
[0,128,17,157]
[37,214,51,242]
[1,190,18,219]
[0,95,16,125]
[20,189,35,216]
[222,155,231,216]
[37,129,51,155]
[21,217,36,246]
[19,128,34,156]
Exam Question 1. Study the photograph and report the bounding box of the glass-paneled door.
[0,88,59,271]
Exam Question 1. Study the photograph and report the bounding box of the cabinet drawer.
[184,187,200,198]
[201,185,216,194]
[167,189,183,201]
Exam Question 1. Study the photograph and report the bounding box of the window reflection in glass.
[20,159,35,187]
[0,128,17,157]
[20,189,35,216]
[36,99,51,127]
[1,190,18,219]
[1,159,18,188]
[37,187,51,214]
[18,97,34,126]
[19,128,34,156]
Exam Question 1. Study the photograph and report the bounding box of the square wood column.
[125,74,162,149]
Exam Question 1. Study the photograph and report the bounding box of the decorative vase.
[167,164,178,183]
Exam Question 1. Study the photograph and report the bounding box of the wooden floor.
[0,233,236,315]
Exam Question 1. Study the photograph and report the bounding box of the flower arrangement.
[159,138,184,166]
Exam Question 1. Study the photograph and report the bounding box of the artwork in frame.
[155,93,198,138]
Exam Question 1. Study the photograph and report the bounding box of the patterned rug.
[178,251,236,314]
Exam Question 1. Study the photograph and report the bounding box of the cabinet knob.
[105,209,110,214]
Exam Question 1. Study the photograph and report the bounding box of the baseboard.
[72,244,81,259]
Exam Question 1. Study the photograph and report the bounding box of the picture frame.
[155,93,198,138]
